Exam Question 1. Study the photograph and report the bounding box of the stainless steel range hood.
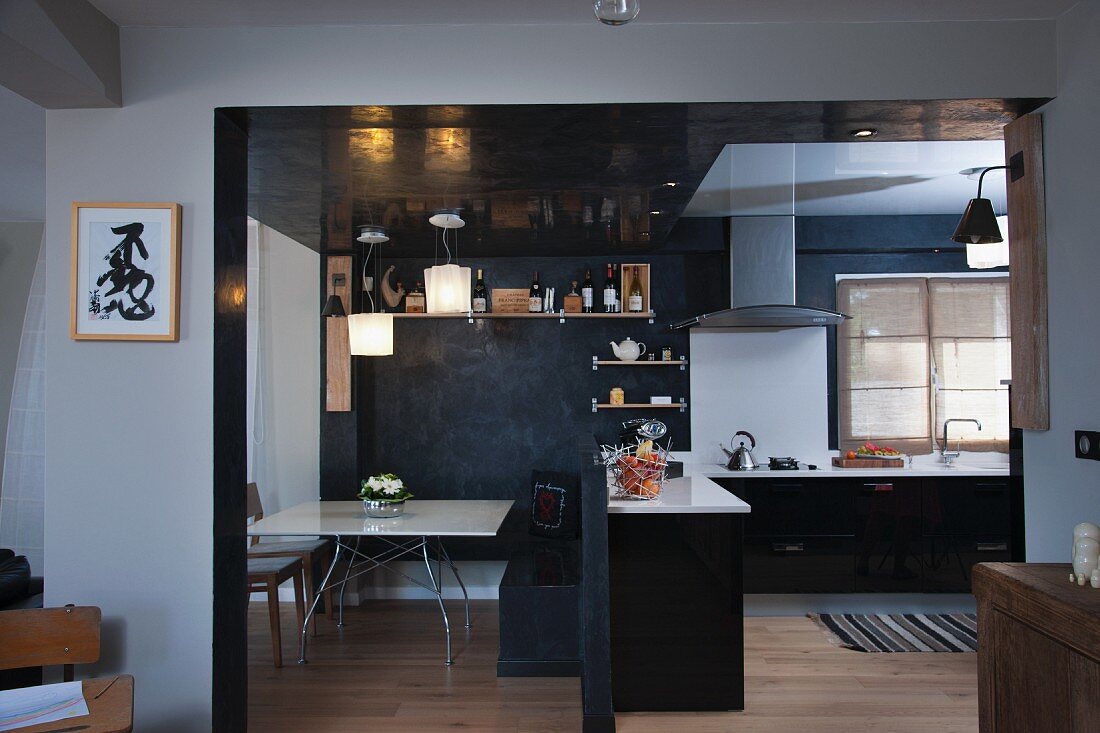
[671,216,849,330]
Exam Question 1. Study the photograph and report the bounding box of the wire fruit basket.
[603,440,671,500]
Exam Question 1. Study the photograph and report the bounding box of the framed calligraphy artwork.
[70,202,181,341]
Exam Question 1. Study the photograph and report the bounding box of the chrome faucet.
[941,418,982,464]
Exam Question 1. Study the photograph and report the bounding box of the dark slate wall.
[348,253,725,507]
[794,214,1008,448]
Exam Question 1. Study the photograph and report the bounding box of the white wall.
[1021,0,1100,562]
[38,19,1057,731]
[0,86,45,221]
[691,328,830,467]
[247,224,319,520]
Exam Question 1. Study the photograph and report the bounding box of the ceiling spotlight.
[594,0,639,25]
[648,210,661,216]
[849,128,878,139]
[428,209,466,229]
[357,225,389,244]
[662,181,678,187]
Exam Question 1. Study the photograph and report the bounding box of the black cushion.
[0,554,31,606]
[528,470,580,540]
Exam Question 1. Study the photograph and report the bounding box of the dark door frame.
[212,107,250,732]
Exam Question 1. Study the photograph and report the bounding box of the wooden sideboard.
[973,563,1100,733]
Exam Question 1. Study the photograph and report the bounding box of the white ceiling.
[683,141,1008,218]
[90,0,1075,27]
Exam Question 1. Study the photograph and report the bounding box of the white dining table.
[247,499,514,665]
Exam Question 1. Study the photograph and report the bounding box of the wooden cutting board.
[832,456,904,468]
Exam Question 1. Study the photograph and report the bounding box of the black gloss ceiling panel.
[245,99,1046,255]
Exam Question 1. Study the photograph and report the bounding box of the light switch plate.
[1075,430,1100,461]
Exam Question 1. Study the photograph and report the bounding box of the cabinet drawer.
[744,479,855,536]
[744,536,855,593]
[923,535,1012,593]
[922,478,1011,535]
[854,478,923,592]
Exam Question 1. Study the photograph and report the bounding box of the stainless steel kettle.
[720,430,759,471]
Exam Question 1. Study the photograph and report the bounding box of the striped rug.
[809,613,977,653]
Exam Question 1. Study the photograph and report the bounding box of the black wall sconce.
[321,273,347,317]
[952,153,1025,245]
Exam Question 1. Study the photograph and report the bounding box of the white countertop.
[248,500,514,537]
[691,462,1010,479]
[605,458,1008,515]
[607,468,751,514]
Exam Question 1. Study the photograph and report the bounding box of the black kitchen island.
[581,453,750,731]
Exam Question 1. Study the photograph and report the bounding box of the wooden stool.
[247,556,305,668]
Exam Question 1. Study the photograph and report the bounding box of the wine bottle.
[602,263,615,313]
[612,263,621,312]
[628,266,644,312]
[581,268,594,313]
[472,268,488,313]
[528,271,542,313]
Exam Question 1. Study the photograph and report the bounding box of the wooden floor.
[248,601,977,732]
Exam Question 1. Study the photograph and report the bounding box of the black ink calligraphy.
[96,222,156,321]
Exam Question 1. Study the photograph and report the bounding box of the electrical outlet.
[1075,430,1100,461]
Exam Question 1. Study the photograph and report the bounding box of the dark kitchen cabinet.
[713,473,1021,595]
[853,478,923,593]
[922,477,1012,535]
[743,535,854,593]
[923,535,1013,592]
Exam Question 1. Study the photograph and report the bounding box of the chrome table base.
[297,533,471,665]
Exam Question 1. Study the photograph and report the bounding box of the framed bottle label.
[582,287,593,308]
[628,294,643,312]
[472,297,487,313]
[529,296,542,312]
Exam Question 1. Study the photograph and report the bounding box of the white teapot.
[610,337,646,361]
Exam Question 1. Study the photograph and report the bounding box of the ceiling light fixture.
[849,128,878,139]
[428,209,466,229]
[648,210,661,216]
[357,224,390,244]
[594,0,639,25]
[662,181,678,187]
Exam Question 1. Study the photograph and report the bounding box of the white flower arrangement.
[359,473,413,503]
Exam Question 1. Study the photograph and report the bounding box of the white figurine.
[1092,569,1100,589]
[1073,537,1100,586]
[1071,523,1100,584]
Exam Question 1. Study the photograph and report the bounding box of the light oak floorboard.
[248,601,977,732]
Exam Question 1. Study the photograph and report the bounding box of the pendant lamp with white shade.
[425,210,471,313]
[348,224,394,356]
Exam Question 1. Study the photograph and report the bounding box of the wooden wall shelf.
[592,357,687,371]
[390,311,656,324]
[591,398,687,413]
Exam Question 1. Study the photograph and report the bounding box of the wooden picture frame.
[70,202,182,341]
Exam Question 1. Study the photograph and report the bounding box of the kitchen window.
[837,276,1010,454]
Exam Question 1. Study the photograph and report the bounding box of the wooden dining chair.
[247,556,305,668]
[0,605,101,680]
[246,482,336,633]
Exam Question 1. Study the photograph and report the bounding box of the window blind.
[837,278,932,455]
[837,276,1011,456]
[928,278,1011,453]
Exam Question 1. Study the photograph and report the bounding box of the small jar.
[610,387,625,406]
